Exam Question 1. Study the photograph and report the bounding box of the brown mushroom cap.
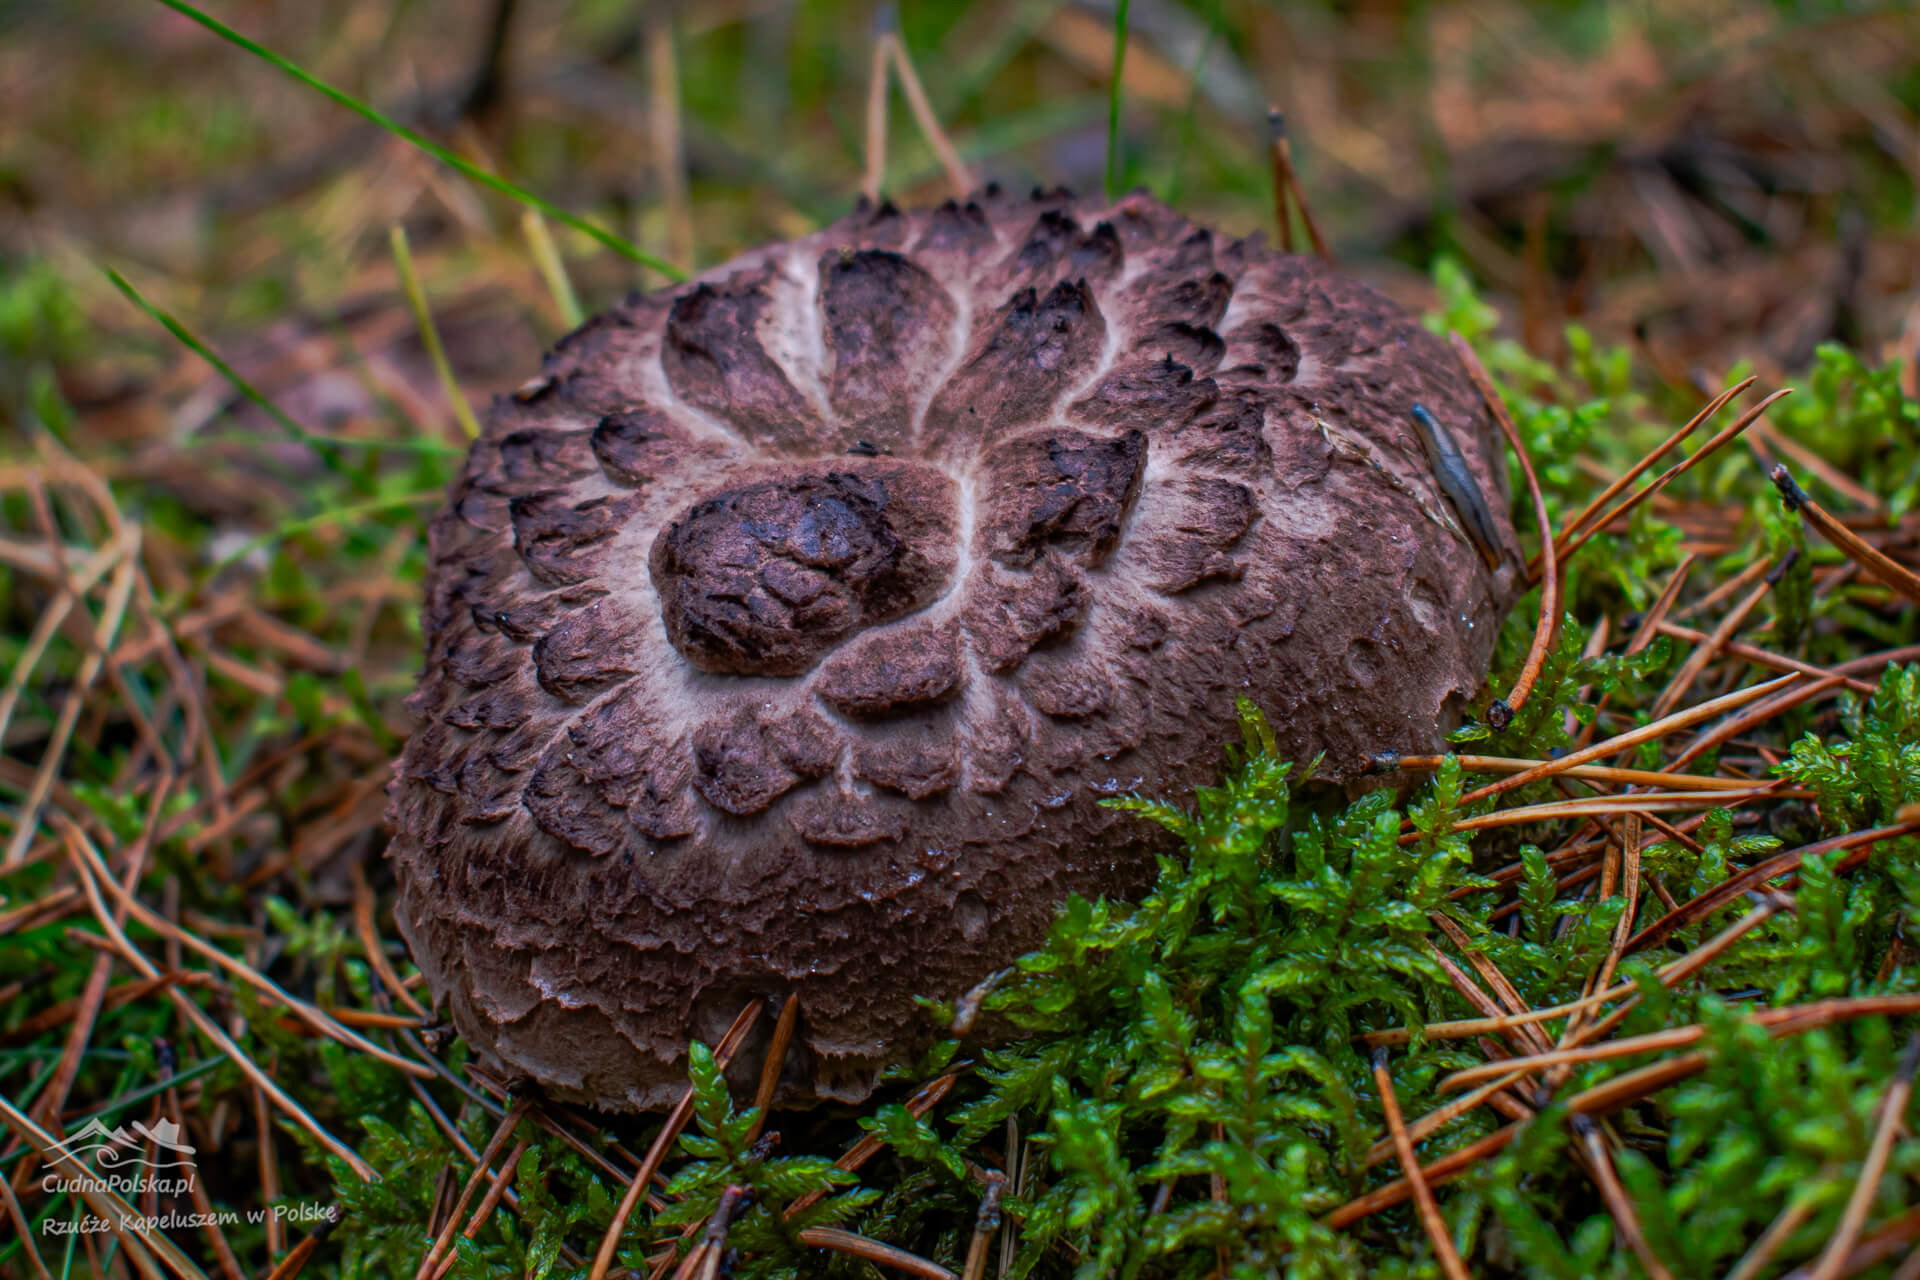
[387,188,1522,1111]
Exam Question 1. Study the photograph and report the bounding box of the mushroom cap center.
[649,461,960,677]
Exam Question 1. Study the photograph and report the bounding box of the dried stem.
[1806,1030,1920,1280]
[588,1000,763,1280]
[1557,388,1793,564]
[1266,108,1295,253]
[747,992,802,1145]
[1548,378,1754,564]
[1374,1049,1472,1280]
[887,28,974,197]
[1451,334,1557,729]
[798,1227,957,1279]
[1773,464,1920,605]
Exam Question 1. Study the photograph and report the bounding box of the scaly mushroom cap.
[388,188,1521,1110]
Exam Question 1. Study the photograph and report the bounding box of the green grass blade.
[1105,0,1132,200]
[104,266,318,448]
[152,0,685,281]
[206,488,445,581]
[103,267,459,457]
[388,224,483,440]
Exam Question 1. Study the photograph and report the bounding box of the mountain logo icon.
[50,1116,197,1170]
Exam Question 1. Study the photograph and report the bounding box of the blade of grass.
[204,488,445,583]
[1105,0,1133,199]
[388,224,483,441]
[520,211,585,330]
[151,0,683,279]
[105,269,457,458]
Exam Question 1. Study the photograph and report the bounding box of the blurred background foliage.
[4,0,1919,428]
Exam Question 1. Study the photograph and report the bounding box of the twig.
[1773,465,1920,605]
[350,862,429,1018]
[797,1227,957,1279]
[1454,672,1800,808]
[1265,108,1294,253]
[1628,821,1915,951]
[70,831,429,1077]
[1647,562,1784,719]
[59,821,377,1181]
[1652,621,1877,694]
[646,13,692,275]
[1266,109,1329,261]
[261,1210,342,1280]
[746,993,801,1145]
[1373,1050,1471,1280]
[1438,995,1920,1094]
[888,25,974,197]
[1382,754,1759,791]
[415,1098,530,1280]
[1450,334,1556,730]
[0,1091,212,1279]
[1573,1116,1672,1280]
[0,1167,52,1280]
[588,1001,764,1280]
[1807,1030,1920,1280]
[785,1072,960,1220]
[6,528,139,866]
[1556,389,1793,565]
[960,1173,1007,1280]
[1548,379,1754,564]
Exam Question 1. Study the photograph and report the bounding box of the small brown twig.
[1628,821,1916,951]
[797,1227,958,1279]
[1573,1116,1673,1280]
[1647,560,1786,720]
[1556,388,1793,566]
[886,18,974,198]
[959,1172,1008,1280]
[1438,995,1920,1095]
[646,13,693,276]
[1264,110,1330,262]
[1806,1030,1920,1280]
[1374,1049,1472,1280]
[784,1071,961,1220]
[261,1209,342,1280]
[746,992,802,1146]
[428,1138,530,1280]
[1451,333,1557,730]
[1265,108,1295,253]
[1453,671,1800,808]
[588,1001,764,1280]
[1382,754,1758,792]
[415,1098,531,1280]
[1773,465,1920,606]
[1652,621,1877,694]
[1546,378,1754,566]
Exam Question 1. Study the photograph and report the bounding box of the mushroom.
[387,187,1522,1111]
